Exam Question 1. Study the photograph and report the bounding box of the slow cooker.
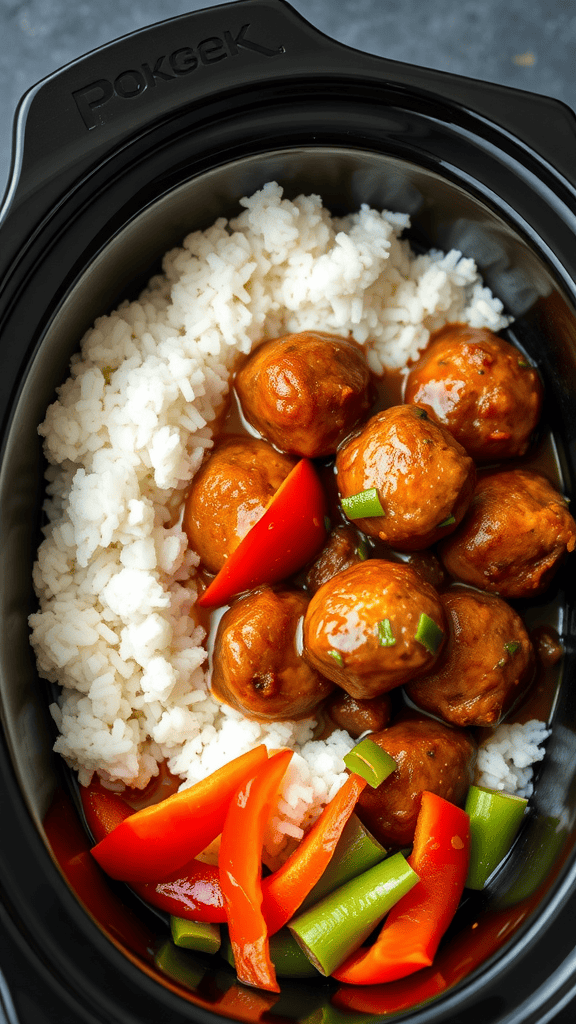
[2,1,576,1021]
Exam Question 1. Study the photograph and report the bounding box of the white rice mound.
[476,720,551,799]
[30,180,533,842]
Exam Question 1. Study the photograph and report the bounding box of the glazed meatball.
[405,588,535,727]
[182,435,297,573]
[335,405,476,550]
[440,469,576,598]
[211,586,334,721]
[234,331,375,458]
[404,324,543,461]
[324,691,392,738]
[355,716,476,847]
[303,560,446,699]
[305,525,367,595]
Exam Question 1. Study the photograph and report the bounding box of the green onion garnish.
[328,650,344,667]
[504,641,521,656]
[377,618,396,647]
[344,737,398,788]
[324,515,332,533]
[341,488,385,520]
[415,613,444,655]
[413,407,428,419]
[518,358,530,369]
[437,514,456,528]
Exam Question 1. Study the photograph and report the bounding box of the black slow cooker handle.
[5,0,576,226]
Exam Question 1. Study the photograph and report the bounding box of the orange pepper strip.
[90,745,268,881]
[261,773,367,936]
[80,781,227,922]
[333,791,470,985]
[219,749,293,993]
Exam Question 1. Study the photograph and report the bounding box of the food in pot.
[405,588,535,727]
[354,715,477,847]
[29,182,565,999]
[404,323,543,461]
[440,468,576,597]
[211,586,334,721]
[303,560,446,698]
[234,330,375,457]
[335,404,476,550]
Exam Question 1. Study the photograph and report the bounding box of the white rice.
[30,180,540,843]
[476,719,551,799]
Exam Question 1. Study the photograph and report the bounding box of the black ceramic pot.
[2,2,576,1022]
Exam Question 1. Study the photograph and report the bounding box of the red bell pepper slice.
[261,773,367,935]
[197,458,327,608]
[219,748,293,993]
[333,791,470,985]
[80,780,228,922]
[90,745,268,881]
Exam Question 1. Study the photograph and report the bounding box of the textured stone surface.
[0,0,575,201]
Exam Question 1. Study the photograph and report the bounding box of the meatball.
[305,525,366,595]
[303,560,446,699]
[211,586,334,721]
[234,331,375,458]
[405,588,535,727]
[440,469,576,598]
[335,405,476,550]
[182,435,297,574]
[355,716,476,847]
[404,324,543,461]
[324,691,392,738]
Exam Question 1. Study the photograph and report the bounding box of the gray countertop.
[1,0,576,201]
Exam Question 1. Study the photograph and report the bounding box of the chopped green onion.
[437,514,456,528]
[504,641,521,656]
[344,737,397,788]
[412,407,428,419]
[465,786,528,890]
[328,649,344,668]
[517,358,530,368]
[341,488,385,520]
[356,538,369,561]
[170,916,221,954]
[324,515,332,533]
[414,612,444,655]
[289,852,418,976]
[377,618,396,647]
[300,813,386,910]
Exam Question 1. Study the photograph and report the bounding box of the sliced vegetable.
[437,514,456,528]
[341,487,385,520]
[377,617,396,646]
[261,773,367,935]
[219,748,293,993]
[333,791,470,985]
[80,777,228,921]
[171,917,221,954]
[288,852,418,977]
[197,458,327,608]
[155,940,207,990]
[343,737,397,788]
[414,612,444,655]
[91,745,268,881]
[223,928,320,979]
[138,860,226,923]
[504,641,521,656]
[328,650,345,667]
[465,785,528,890]
[300,813,386,911]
